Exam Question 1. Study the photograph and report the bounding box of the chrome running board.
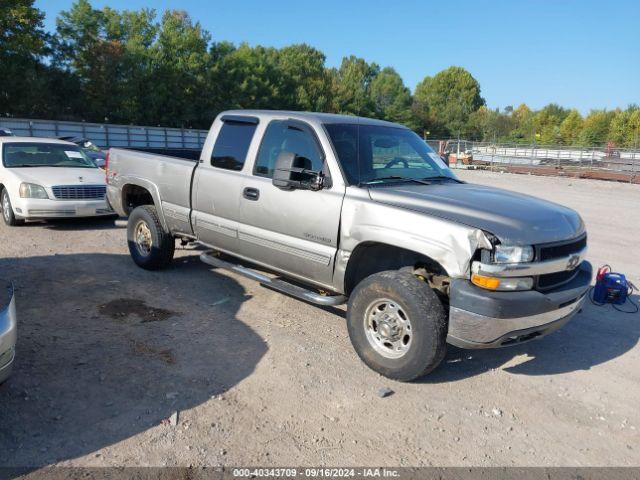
[200,251,347,306]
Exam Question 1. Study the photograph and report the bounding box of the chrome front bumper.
[13,198,114,219]
[0,282,17,384]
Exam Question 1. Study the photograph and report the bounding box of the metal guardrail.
[0,118,208,150]
[428,140,640,183]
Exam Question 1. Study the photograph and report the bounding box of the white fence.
[428,140,640,182]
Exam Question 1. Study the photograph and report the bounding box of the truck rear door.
[191,116,259,252]
[238,119,345,287]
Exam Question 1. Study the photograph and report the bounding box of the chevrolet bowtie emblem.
[566,254,580,270]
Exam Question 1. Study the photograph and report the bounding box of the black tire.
[347,270,447,381]
[127,205,175,270]
[1,189,23,226]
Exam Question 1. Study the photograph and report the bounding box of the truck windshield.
[2,142,97,169]
[324,124,457,186]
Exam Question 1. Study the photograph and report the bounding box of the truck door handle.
[243,187,260,201]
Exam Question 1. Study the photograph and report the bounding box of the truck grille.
[535,234,586,291]
[538,235,586,261]
[52,185,106,200]
[537,269,580,291]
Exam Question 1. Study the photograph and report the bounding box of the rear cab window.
[211,119,258,171]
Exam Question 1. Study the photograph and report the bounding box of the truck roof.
[220,110,408,129]
[0,136,76,146]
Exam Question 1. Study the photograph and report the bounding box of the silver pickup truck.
[107,110,592,381]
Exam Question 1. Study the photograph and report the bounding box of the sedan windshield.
[2,142,97,169]
[324,124,458,186]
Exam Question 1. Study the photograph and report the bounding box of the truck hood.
[367,182,585,245]
[10,167,105,187]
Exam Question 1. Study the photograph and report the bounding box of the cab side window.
[254,121,323,178]
[211,121,257,171]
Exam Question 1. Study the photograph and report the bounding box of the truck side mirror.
[272,151,324,191]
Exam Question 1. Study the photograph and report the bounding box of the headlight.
[19,183,49,199]
[494,244,534,263]
[471,274,534,291]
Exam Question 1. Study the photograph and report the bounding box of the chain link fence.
[427,139,640,184]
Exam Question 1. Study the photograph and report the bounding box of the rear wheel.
[347,270,447,381]
[1,189,23,227]
[127,205,175,270]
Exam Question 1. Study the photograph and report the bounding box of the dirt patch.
[99,298,179,323]
[131,340,176,365]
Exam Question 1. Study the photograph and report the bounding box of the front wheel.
[347,270,447,381]
[1,189,23,227]
[127,205,175,270]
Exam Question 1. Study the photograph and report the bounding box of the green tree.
[277,44,333,112]
[559,110,584,145]
[0,0,51,116]
[369,67,416,128]
[532,103,569,145]
[413,66,485,138]
[468,106,514,142]
[147,10,211,127]
[101,7,158,124]
[577,110,616,146]
[332,56,380,117]
[608,106,640,147]
[507,103,535,143]
[55,0,122,121]
[219,43,282,110]
[204,40,237,115]
[56,2,210,126]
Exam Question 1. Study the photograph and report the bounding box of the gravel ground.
[0,170,639,469]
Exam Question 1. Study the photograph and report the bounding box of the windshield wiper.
[9,164,47,168]
[9,164,94,168]
[422,175,463,183]
[47,165,94,168]
[361,176,434,186]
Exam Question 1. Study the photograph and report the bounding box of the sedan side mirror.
[272,151,324,191]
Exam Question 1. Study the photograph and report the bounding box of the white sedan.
[0,137,114,226]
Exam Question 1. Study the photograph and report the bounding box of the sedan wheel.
[1,190,22,226]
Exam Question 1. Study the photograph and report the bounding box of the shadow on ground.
[0,253,266,468]
[424,294,640,383]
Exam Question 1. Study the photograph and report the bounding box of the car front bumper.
[0,281,17,384]
[13,197,114,219]
[447,261,592,349]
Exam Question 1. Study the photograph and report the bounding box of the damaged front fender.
[333,190,493,292]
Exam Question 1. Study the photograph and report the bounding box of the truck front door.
[238,120,345,287]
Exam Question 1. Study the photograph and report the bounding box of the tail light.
[104,150,110,184]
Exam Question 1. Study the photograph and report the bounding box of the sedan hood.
[367,182,585,245]
[11,167,105,187]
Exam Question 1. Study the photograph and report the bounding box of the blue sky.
[37,0,639,113]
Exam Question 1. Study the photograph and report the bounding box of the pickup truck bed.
[108,149,196,237]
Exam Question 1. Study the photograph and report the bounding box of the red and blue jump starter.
[591,265,637,313]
